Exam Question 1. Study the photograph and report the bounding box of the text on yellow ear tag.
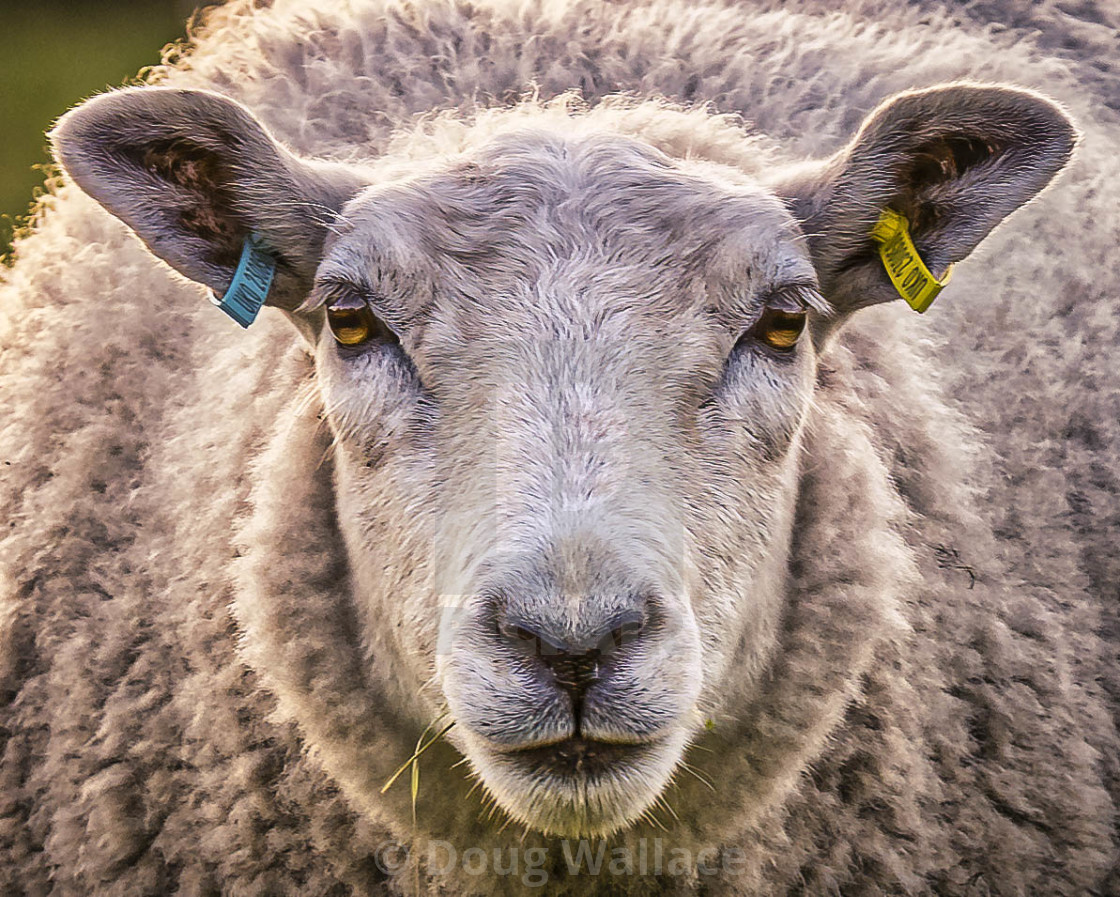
[870,208,953,313]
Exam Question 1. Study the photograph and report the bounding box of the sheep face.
[50,82,1075,841]
[312,130,821,835]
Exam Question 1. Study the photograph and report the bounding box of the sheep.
[1,0,1118,893]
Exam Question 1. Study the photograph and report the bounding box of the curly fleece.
[1,0,1118,895]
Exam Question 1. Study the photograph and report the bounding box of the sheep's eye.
[326,302,396,348]
[752,307,807,351]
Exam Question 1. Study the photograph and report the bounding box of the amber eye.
[326,302,398,348]
[752,307,807,351]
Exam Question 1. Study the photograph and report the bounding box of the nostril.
[497,619,560,659]
[497,607,648,671]
[606,613,646,652]
[508,624,538,644]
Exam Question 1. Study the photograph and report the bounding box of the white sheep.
[1,0,1117,894]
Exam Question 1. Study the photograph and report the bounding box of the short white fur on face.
[315,130,820,835]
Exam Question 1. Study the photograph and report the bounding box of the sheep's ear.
[50,87,366,312]
[777,84,1076,321]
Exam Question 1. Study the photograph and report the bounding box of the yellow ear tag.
[870,208,953,313]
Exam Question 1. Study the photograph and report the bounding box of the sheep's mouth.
[505,737,659,779]
[461,726,688,837]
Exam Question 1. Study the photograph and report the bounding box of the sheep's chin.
[460,728,690,838]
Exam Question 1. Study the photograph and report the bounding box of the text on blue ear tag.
[207,233,276,328]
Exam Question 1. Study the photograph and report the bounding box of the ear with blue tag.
[775,83,1076,331]
[50,87,365,325]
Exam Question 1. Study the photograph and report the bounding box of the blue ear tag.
[207,232,277,328]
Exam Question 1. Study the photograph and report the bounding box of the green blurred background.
[0,0,201,255]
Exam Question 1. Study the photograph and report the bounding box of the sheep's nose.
[497,607,647,701]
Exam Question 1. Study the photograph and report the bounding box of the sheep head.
[51,83,1074,839]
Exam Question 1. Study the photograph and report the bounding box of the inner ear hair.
[131,138,247,270]
[902,134,1002,231]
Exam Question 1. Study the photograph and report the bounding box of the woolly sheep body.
[1,0,1118,894]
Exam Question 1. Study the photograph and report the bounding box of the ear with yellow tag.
[776,83,1076,323]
